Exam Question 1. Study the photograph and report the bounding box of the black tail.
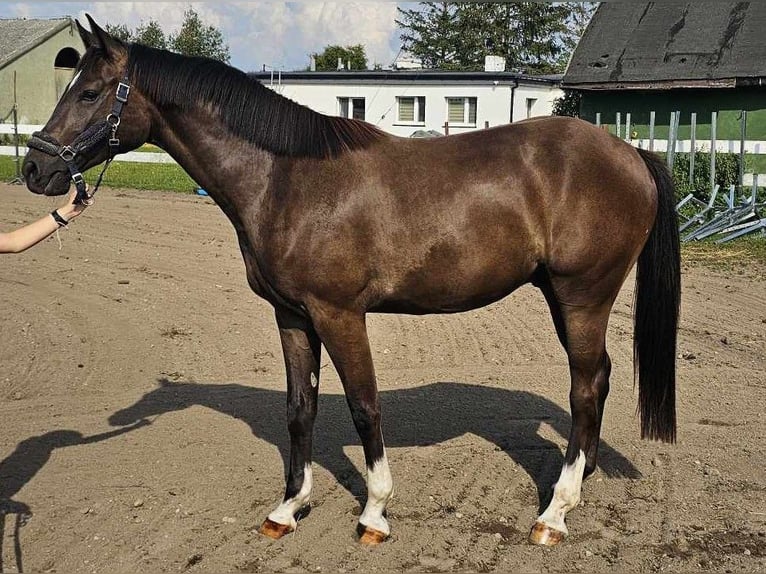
[634,148,681,443]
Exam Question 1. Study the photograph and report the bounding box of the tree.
[395,2,463,70]
[107,9,230,62]
[552,89,582,117]
[105,21,166,49]
[313,45,368,71]
[134,20,168,50]
[104,23,131,43]
[170,8,230,63]
[397,2,596,73]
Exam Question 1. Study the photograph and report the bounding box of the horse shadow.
[0,423,148,573]
[109,379,640,510]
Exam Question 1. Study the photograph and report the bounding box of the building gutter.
[562,78,737,90]
[509,78,518,123]
[736,77,766,87]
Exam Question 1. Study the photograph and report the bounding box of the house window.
[397,96,426,124]
[446,97,477,126]
[526,98,538,119]
[338,97,365,120]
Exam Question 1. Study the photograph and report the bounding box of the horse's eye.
[80,90,99,102]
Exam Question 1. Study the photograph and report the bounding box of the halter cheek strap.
[27,76,131,204]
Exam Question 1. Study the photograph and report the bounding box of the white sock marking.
[359,452,393,535]
[268,464,312,528]
[536,450,587,535]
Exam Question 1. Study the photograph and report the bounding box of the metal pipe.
[508,79,518,123]
[710,111,717,192]
[739,110,747,193]
[690,112,697,186]
[13,70,20,181]
[616,112,621,139]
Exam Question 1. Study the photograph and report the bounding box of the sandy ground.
[0,182,764,574]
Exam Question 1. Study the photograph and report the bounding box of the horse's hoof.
[358,525,388,545]
[259,518,294,540]
[528,521,565,546]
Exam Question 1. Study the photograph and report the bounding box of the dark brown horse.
[22,17,680,546]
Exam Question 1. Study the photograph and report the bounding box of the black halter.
[27,77,131,204]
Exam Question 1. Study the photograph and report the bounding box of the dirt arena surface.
[1,182,764,573]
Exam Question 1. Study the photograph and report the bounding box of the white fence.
[5,120,766,168]
[0,123,175,164]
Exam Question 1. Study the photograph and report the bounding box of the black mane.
[127,43,384,158]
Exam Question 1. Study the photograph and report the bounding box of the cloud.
[292,3,400,68]
[82,2,224,36]
[232,3,400,71]
[0,2,404,71]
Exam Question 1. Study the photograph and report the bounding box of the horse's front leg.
[311,306,393,545]
[260,306,322,539]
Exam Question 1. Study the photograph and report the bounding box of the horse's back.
[377,116,656,271]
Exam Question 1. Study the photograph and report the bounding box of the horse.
[22,16,681,547]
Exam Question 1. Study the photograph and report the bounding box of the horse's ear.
[75,18,95,48]
[85,13,121,61]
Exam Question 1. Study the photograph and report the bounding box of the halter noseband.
[27,77,131,204]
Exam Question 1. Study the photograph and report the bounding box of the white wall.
[264,79,562,137]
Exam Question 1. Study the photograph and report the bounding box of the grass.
[681,235,766,278]
[0,155,198,193]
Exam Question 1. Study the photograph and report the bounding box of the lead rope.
[84,155,114,205]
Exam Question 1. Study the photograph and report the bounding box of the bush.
[552,90,581,118]
[671,151,740,201]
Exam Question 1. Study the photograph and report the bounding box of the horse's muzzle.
[22,155,70,196]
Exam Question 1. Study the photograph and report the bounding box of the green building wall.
[0,23,84,125]
[579,88,766,142]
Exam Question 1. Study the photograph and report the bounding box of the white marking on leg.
[535,450,587,537]
[267,464,312,529]
[359,452,393,535]
[310,372,318,388]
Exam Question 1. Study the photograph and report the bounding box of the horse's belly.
[371,246,538,314]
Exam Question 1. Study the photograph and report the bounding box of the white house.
[250,68,563,138]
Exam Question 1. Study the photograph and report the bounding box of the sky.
[2,2,414,72]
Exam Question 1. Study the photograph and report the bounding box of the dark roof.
[563,3,766,90]
[250,70,562,87]
[0,17,73,70]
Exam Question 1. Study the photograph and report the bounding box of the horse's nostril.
[22,159,38,182]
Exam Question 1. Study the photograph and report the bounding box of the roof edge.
[249,70,562,86]
[0,17,74,71]
[563,78,738,90]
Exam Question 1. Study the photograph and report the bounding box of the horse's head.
[23,15,151,196]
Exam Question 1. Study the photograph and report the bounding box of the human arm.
[0,189,88,254]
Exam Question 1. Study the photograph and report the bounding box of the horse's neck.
[151,105,275,212]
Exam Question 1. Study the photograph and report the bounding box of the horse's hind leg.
[529,285,614,546]
[260,306,322,539]
[310,306,393,545]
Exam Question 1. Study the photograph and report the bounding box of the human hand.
[56,188,90,221]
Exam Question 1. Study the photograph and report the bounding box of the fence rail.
[0,123,175,164]
[595,109,766,192]
[3,114,764,240]
[6,117,766,167]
